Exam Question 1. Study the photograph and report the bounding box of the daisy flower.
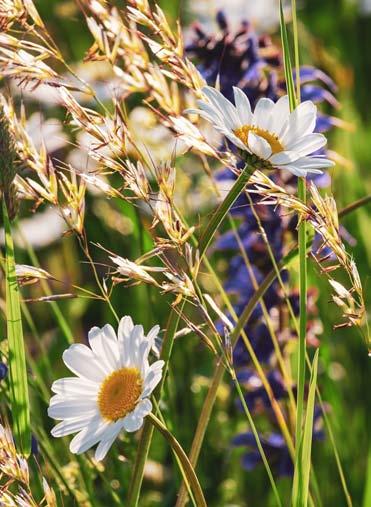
[48,316,164,461]
[187,86,335,177]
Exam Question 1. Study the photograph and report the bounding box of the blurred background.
[1,1,370,505]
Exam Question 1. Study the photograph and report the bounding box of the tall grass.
[0,0,369,506]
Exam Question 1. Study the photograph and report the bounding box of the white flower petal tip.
[191,85,334,177]
[48,317,164,460]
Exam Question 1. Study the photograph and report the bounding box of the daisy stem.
[289,0,311,503]
[294,176,308,503]
[177,196,358,506]
[127,303,184,507]
[147,413,207,507]
[198,162,255,258]
[128,163,255,505]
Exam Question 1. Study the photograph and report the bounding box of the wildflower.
[0,362,7,380]
[232,407,325,477]
[48,316,164,460]
[187,86,334,176]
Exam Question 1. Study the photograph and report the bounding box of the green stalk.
[177,197,357,506]
[246,194,352,506]
[147,413,207,507]
[338,194,371,218]
[127,304,183,506]
[281,1,315,504]
[198,162,254,257]
[363,445,371,507]
[23,236,74,345]
[127,163,255,506]
[231,370,283,507]
[175,261,297,507]
[294,177,308,497]
[2,199,31,456]
[293,351,319,507]
[152,398,197,507]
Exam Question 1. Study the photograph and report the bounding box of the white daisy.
[187,86,335,177]
[48,316,164,461]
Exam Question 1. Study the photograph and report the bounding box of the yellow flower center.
[234,125,283,154]
[98,367,142,422]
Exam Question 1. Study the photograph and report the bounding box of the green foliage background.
[1,1,370,506]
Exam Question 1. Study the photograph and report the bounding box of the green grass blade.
[363,445,371,507]
[279,0,297,109]
[232,372,283,507]
[127,303,184,507]
[280,3,310,504]
[3,199,31,456]
[301,350,319,506]
[148,413,207,507]
[292,350,319,507]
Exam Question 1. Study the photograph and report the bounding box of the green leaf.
[148,413,207,507]
[3,199,31,456]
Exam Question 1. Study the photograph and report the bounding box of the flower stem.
[126,304,183,507]
[294,176,308,504]
[128,163,256,506]
[198,162,255,258]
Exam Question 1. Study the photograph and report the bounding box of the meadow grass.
[0,1,369,506]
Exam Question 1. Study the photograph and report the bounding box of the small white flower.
[48,317,164,461]
[187,86,335,177]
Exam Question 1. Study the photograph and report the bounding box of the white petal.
[281,101,317,146]
[277,164,309,177]
[136,340,149,372]
[221,129,249,151]
[293,156,334,169]
[202,86,240,130]
[141,360,164,398]
[48,398,97,420]
[285,133,327,156]
[69,419,109,454]
[122,413,144,432]
[51,414,99,437]
[132,398,152,419]
[88,325,119,372]
[147,359,165,373]
[248,132,272,159]
[271,95,290,134]
[117,316,134,355]
[184,108,219,126]
[94,421,124,461]
[252,97,275,130]
[51,377,99,396]
[141,376,162,398]
[276,155,333,176]
[233,87,253,125]
[269,151,301,165]
[63,344,106,382]
[195,100,225,125]
[146,324,160,345]
[127,325,145,366]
